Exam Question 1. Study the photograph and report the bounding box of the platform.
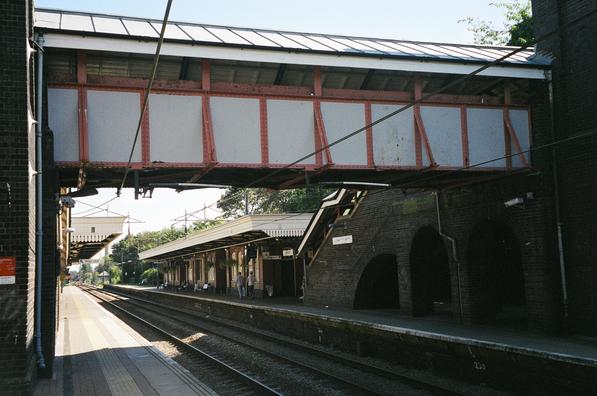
[34,286,215,396]
[112,285,597,393]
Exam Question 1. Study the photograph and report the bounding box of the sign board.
[332,235,353,245]
[282,248,294,257]
[0,257,16,285]
[266,255,282,260]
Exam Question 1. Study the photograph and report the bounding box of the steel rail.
[94,286,463,395]
[79,285,282,396]
[87,286,388,395]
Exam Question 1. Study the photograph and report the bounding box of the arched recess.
[354,254,399,309]
[467,220,526,325]
[410,226,451,316]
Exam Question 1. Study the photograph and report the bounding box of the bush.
[140,268,158,285]
[109,265,122,284]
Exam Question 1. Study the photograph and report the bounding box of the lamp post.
[119,259,132,283]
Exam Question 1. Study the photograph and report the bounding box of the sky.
[37,0,516,235]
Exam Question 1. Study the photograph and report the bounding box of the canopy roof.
[139,214,313,261]
[70,216,126,261]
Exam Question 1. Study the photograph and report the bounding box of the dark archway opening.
[410,227,451,316]
[354,254,399,309]
[467,220,526,326]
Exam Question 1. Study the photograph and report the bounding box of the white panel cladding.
[467,108,506,168]
[267,99,315,165]
[87,90,141,162]
[321,102,367,165]
[48,88,79,161]
[210,97,261,164]
[420,106,463,167]
[148,94,203,163]
[508,109,530,168]
[371,104,415,166]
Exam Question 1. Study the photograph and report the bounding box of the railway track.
[81,285,281,395]
[81,285,478,395]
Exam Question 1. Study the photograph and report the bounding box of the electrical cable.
[71,195,119,216]
[177,6,597,217]
[110,5,597,247]
[117,0,174,196]
[73,199,145,222]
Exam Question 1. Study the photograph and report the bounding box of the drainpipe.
[546,70,569,323]
[34,33,46,369]
[302,254,308,290]
[434,191,464,322]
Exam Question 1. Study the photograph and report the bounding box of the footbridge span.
[36,9,549,190]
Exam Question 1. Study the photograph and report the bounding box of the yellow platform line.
[73,292,144,396]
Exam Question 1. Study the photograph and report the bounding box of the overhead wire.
[71,195,119,216]
[178,6,597,219]
[73,199,145,222]
[98,4,597,250]
[70,0,175,222]
[80,209,106,217]
[117,0,174,195]
[149,123,597,259]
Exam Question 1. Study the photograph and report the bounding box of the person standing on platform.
[247,271,255,298]
[236,272,245,299]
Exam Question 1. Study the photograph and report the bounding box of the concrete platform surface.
[34,286,215,396]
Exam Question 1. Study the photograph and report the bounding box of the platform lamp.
[120,259,132,283]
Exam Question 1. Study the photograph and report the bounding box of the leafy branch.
[459,1,534,46]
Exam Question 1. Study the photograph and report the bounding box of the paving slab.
[34,286,216,396]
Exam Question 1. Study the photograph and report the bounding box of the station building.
[140,214,312,297]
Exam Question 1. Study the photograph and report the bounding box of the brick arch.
[465,218,526,326]
[353,253,399,309]
[408,225,452,316]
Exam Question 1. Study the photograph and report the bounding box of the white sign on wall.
[332,235,353,245]
[282,248,294,257]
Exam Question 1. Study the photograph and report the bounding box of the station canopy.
[139,214,313,261]
[69,216,126,261]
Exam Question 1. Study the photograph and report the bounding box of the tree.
[460,1,534,46]
[99,256,122,284]
[217,187,333,218]
[191,219,225,232]
[78,262,92,284]
[107,219,224,282]
[140,268,158,285]
[109,264,122,284]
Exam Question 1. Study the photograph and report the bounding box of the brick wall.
[305,178,560,332]
[532,0,597,336]
[305,81,562,333]
[0,0,38,393]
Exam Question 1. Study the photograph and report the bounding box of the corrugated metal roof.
[139,214,313,260]
[35,8,551,68]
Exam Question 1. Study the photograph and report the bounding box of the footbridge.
[36,9,550,190]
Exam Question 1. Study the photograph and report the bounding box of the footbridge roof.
[35,8,550,80]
